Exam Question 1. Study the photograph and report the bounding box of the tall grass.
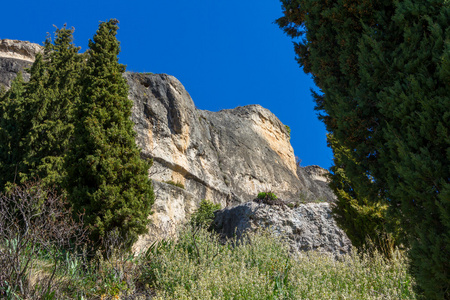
[142,226,417,300]
[1,225,418,299]
[0,183,418,299]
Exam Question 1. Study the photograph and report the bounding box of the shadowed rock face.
[0,58,31,89]
[213,201,352,256]
[0,40,342,253]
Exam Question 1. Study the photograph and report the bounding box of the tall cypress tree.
[66,19,154,249]
[278,0,450,297]
[0,53,49,192]
[370,2,450,296]
[0,72,27,190]
[277,0,397,253]
[22,25,82,188]
[0,26,80,191]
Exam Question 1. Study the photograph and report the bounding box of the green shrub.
[165,180,185,189]
[190,199,221,228]
[257,192,277,201]
[256,192,286,206]
[284,125,291,140]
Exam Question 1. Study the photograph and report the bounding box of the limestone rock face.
[126,72,337,249]
[132,181,199,251]
[0,39,42,62]
[0,39,41,89]
[213,201,352,256]
[127,72,334,202]
[296,166,336,203]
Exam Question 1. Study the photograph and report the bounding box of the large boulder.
[213,201,352,256]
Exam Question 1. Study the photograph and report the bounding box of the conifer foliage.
[0,72,27,189]
[66,19,154,248]
[277,0,399,255]
[327,134,394,255]
[22,25,83,188]
[278,1,449,298]
[0,26,82,191]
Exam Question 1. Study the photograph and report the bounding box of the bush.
[190,199,221,228]
[257,192,277,201]
[256,192,287,206]
[0,181,87,299]
[285,125,291,140]
[164,180,185,189]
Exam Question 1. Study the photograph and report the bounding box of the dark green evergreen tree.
[327,134,398,257]
[0,53,49,192]
[22,25,83,189]
[0,72,27,190]
[277,0,397,253]
[372,2,450,297]
[278,0,450,297]
[66,19,154,249]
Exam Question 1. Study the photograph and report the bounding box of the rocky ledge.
[0,39,42,89]
[213,201,352,256]
[0,39,42,62]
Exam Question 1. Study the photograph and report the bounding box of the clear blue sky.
[0,0,333,169]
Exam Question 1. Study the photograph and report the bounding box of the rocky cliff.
[126,72,337,249]
[0,39,42,89]
[0,39,340,252]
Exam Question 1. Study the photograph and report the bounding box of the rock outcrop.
[0,39,344,253]
[213,201,352,256]
[0,39,42,89]
[0,39,41,62]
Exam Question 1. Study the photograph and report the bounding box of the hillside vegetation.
[0,184,417,299]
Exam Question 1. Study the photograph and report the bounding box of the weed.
[255,192,286,206]
[164,180,185,189]
[257,191,278,201]
[285,125,291,140]
[143,226,417,299]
